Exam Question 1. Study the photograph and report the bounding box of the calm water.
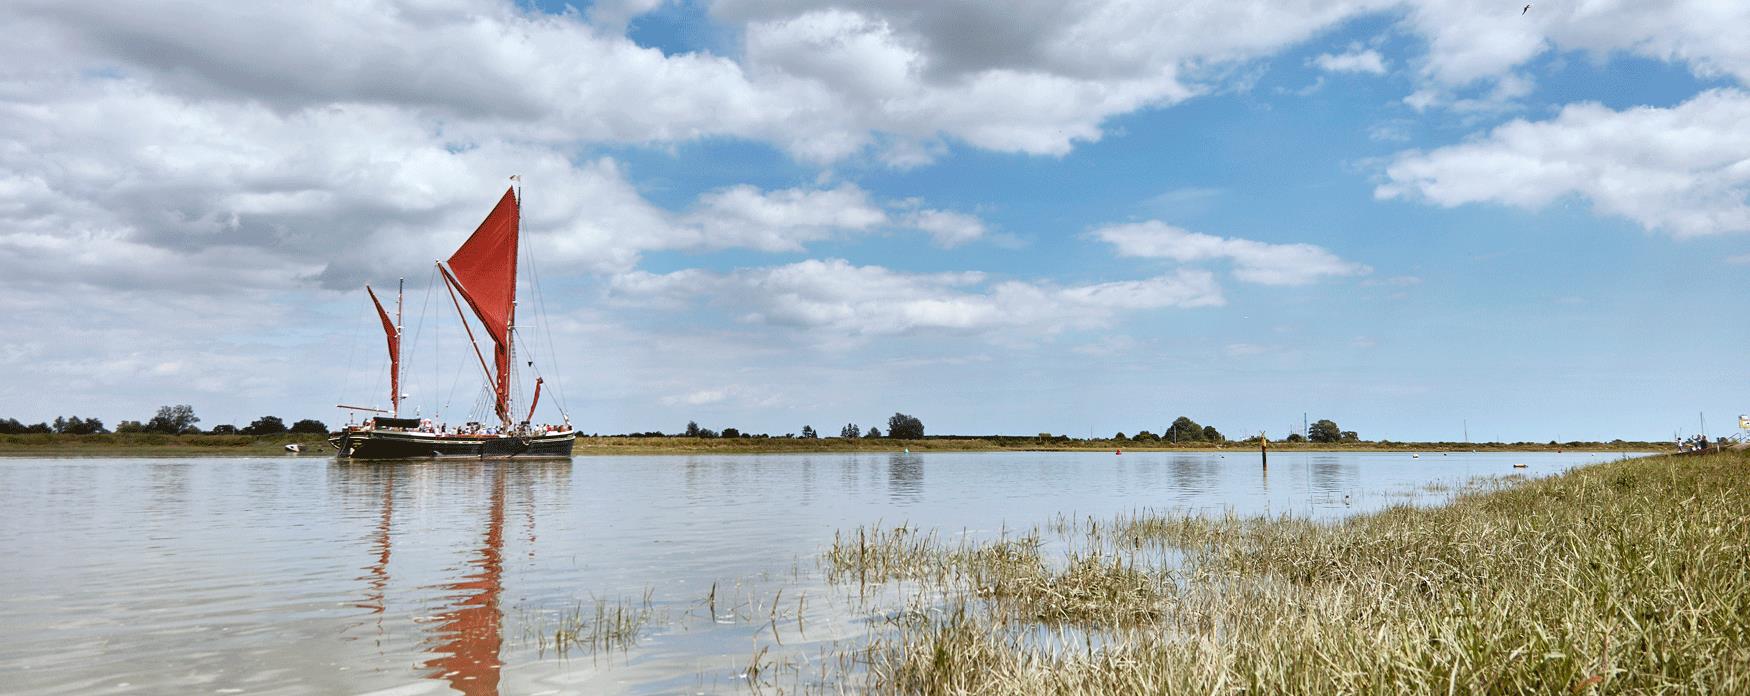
[0,450,1639,694]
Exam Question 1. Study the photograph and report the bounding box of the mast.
[395,277,404,418]
[508,180,519,432]
[366,285,400,423]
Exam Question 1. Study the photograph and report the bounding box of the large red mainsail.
[367,285,400,417]
[444,188,519,425]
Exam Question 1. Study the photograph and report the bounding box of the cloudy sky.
[2,0,1745,441]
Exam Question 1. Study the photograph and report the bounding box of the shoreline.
[0,432,1671,457]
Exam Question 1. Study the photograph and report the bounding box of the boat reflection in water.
[422,464,509,696]
[354,467,395,646]
[335,460,573,695]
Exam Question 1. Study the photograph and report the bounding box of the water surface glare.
[0,450,1638,694]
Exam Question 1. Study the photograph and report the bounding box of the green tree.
[685,420,702,437]
[1201,425,1223,442]
[147,404,201,434]
[1167,416,1205,442]
[1340,430,1360,442]
[243,415,286,435]
[1286,432,1306,443]
[887,412,924,439]
[53,415,107,434]
[115,420,147,434]
[722,427,741,438]
[209,424,239,435]
[290,419,329,434]
[1113,432,1128,441]
[1309,419,1342,443]
[865,426,882,438]
[2,418,51,434]
[1132,430,1159,442]
[841,423,860,438]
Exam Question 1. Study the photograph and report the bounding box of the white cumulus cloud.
[1377,89,1750,236]
[1313,47,1388,75]
[1092,221,1371,285]
[610,258,1223,338]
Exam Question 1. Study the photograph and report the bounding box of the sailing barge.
[332,186,575,459]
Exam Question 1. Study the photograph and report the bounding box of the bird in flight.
[1522,3,1531,14]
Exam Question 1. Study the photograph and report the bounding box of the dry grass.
[811,451,1750,694]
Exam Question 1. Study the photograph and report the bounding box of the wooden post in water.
[1260,433,1268,469]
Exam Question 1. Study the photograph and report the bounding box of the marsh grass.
[818,452,1750,694]
[824,524,1045,587]
[526,592,657,657]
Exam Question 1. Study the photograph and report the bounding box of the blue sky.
[0,0,1745,441]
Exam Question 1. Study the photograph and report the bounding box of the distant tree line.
[1,416,111,434]
[1112,416,1225,443]
[638,412,927,440]
[3,405,328,436]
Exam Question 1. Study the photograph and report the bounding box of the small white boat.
[285,444,303,453]
[1512,462,1528,469]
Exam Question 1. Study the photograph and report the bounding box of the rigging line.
[521,224,570,416]
[434,265,441,421]
[511,330,540,419]
[402,266,439,413]
[400,265,435,391]
[470,386,493,425]
[438,264,496,390]
[372,353,391,415]
[513,329,564,421]
[440,346,471,421]
[336,288,372,408]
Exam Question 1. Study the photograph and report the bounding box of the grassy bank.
[816,450,1748,693]
[0,432,332,456]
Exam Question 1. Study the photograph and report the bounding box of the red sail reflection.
[423,466,507,696]
[357,468,395,617]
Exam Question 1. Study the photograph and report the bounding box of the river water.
[0,450,1638,694]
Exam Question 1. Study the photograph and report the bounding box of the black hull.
[332,430,575,460]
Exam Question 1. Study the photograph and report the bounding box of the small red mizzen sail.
[446,187,519,423]
[525,377,543,424]
[367,285,400,417]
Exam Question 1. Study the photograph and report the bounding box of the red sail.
[446,188,519,423]
[367,285,400,417]
[525,377,543,424]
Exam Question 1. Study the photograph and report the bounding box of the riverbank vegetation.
[0,431,1668,456]
[2,405,1669,455]
[0,432,333,455]
[803,450,1748,693]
